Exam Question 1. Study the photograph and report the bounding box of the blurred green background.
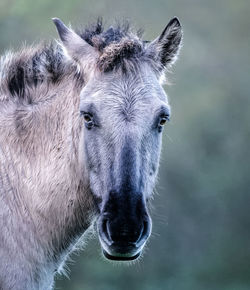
[1,0,249,289]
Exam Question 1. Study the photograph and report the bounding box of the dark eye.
[81,112,94,129]
[83,114,92,122]
[157,115,170,132]
[159,118,167,126]
[159,115,169,126]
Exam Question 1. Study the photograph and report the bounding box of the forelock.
[78,19,147,73]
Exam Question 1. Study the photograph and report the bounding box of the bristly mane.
[0,19,149,101]
[0,44,82,102]
[78,19,146,72]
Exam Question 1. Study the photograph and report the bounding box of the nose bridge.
[107,134,148,218]
[102,133,146,214]
[117,134,140,193]
[99,134,152,250]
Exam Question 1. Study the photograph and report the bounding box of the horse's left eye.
[159,118,167,126]
[159,115,169,126]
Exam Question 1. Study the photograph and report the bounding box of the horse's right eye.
[81,112,94,129]
[84,114,91,122]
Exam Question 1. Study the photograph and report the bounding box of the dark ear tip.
[168,17,181,28]
[52,17,67,31]
[52,17,68,41]
[52,17,61,25]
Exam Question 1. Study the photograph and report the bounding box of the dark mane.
[8,45,68,99]
[78,19,147,72]
[0,20,150,100]
[0,43,82,101]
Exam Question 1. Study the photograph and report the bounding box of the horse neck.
[1,67,95,258]
[27,78,96,247]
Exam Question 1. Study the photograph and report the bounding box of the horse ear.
[52,18,98,67]
[147,17,183,71]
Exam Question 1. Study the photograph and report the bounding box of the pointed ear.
[52,18,98,68]
[147,17,183,71]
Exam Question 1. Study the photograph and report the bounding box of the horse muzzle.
[97,213,152,261]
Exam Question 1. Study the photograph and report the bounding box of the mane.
[78,19,147,72]
[0,19,151,101]
[0,43,83,102]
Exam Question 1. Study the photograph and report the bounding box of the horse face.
[80,65,170,260]
[53,16,181,261]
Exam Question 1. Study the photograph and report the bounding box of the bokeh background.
[1,0,249,289]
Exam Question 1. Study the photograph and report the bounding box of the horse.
[0,17,182,289]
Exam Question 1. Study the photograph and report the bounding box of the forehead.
[80,64,169,115]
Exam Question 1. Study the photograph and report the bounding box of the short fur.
[0,18,182,289]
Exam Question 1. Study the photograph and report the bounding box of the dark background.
[1,0,249,289]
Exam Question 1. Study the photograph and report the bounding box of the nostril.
[142,220,149,238]
[135,223,144,244]
[106,220,112,242]
[136,220,150,247]
[100,219,112,245]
